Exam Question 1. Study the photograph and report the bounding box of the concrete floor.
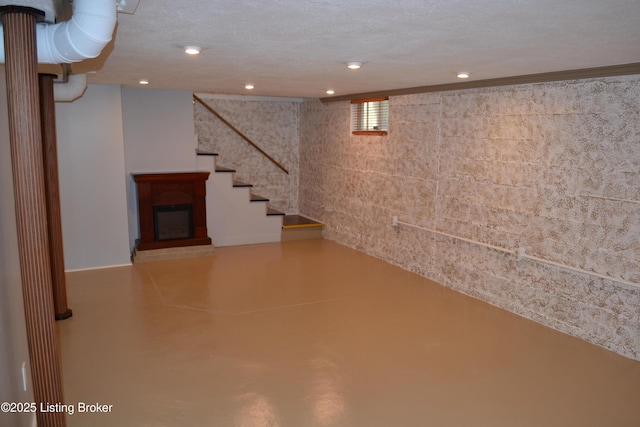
[57,239,640,427]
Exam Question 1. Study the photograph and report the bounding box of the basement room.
[1,0,639,426]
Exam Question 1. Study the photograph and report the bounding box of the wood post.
[39,74,73,320]
[1,8,66,427]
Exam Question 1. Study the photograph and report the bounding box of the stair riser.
[197,156,283,246]
[197,154,323,245]
[281,227,323,242]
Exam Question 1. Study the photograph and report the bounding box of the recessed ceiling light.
[347,61,362,70]
[245,84,254,90]
[184,45,201,55]
[139,79,149,85]
[326,90,335,95]
[457,72,470,79]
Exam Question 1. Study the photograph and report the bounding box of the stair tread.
[215,166,236,173]
[283,215,324,229]
[195,150,218,156]
[250,194,269,202]
[267,207,285,216]
[208,156,293,223]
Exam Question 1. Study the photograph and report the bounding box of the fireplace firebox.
[133,172,211,251]
[154,204,193,241]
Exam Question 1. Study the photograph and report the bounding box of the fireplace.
[133,172,212,251]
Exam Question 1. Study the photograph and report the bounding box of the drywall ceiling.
[75,0,640,99]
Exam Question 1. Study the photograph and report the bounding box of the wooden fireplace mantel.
[133,172,212,251]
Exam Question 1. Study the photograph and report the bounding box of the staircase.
[196,151,322,246]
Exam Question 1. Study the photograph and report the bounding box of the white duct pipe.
[53,73,86,102]
[0,0,117,64]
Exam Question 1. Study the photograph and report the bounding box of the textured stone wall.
[299,75,640,360]
[194,96,300,213]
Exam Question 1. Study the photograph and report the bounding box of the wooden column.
[2,9,66,427]
[39,74,73,321]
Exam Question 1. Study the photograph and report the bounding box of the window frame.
[350,97,389,136]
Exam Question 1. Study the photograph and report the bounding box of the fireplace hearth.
[133,172,212,251]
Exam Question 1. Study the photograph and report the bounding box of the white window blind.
[350,98,389,135]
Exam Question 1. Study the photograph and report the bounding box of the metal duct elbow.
[0,0,117,64]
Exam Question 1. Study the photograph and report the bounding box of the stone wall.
[299,75,640,360]
[194,95,300,213]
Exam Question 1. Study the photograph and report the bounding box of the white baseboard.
[64,262,132,273]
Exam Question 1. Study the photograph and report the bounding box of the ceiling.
[73,0,640,99]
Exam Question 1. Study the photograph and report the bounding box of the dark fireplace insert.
[154,204,193,241]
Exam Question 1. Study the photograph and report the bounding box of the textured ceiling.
[75,0,640,99]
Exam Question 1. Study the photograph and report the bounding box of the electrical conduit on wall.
[0,0,117,100]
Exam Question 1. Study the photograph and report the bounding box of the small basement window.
[350,98,388,135]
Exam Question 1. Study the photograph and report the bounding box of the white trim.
[65,262,132,273]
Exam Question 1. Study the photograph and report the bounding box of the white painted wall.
[196,156,283,246]
[121,88,199,251]
[0,66,36,427]
[55,86,202,266]
[56,84,131,270]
